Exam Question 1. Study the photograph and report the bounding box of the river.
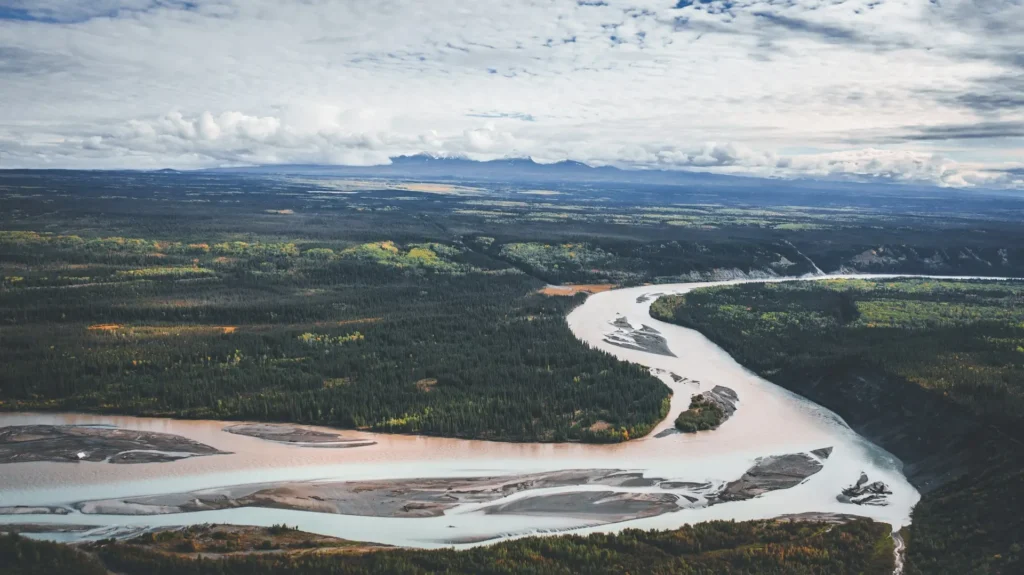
[0,275,939,548]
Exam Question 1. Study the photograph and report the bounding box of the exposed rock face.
[714,453,824,503]
[770,256,797,271]
[0,425,225,465]
[851,247,906,268]
[675,268,780,282]
[837,473,892,506]
[840,244,1015,274]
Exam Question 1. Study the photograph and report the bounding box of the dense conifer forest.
[3,172,1024,573]
[0,231,668,442]
[3,171,1023,443]
[651,279,1024,574]
[0,519,895,575]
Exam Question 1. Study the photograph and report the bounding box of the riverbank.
[648,276,1024,573]
[1,275,931,549]
[1,518,897,574]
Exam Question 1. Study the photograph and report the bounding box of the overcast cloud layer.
[1,0,1022,188]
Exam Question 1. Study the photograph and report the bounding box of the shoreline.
[0,273,989,546]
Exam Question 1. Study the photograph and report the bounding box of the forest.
[4,170,1024,285]
[0,230,668,442]
[673,394,725,432]
[651,278,1024,574]
[3,170,1020,442]
[3,172,1024,572]
[0,519,896,575]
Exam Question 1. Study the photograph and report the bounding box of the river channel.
[0,275,931,547]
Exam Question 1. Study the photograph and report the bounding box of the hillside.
[651,278,1024,574]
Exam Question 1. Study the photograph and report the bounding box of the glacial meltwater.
[0,276,931,548]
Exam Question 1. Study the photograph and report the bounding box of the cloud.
[0,0,1020,188]
[945,74,1024,113]
[752,13,863,46]
[0,1,209,23]
[899,121,1024,142]
[466,112,536,122]
[0,46,71,75]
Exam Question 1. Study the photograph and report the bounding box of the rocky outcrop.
[838,244,1020,276]
[837,473,892,506]
[672,268,780,282]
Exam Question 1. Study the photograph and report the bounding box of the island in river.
[46,452,829,528]
[673,385,738,433]
[223,423,376,448]
[0,425,225,465]
[1,277,920,554]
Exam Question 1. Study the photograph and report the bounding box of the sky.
[0,0,1022,188]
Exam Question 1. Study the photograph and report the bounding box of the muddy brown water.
[5,274,995,547]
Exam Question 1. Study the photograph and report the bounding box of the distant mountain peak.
[200,154,745,186]
[393,154,550,166]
